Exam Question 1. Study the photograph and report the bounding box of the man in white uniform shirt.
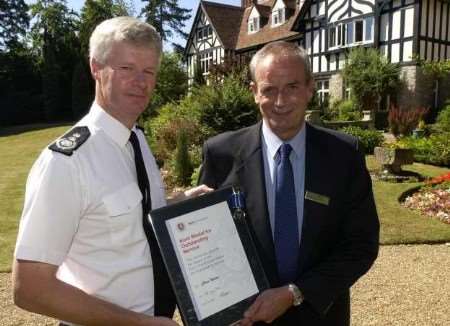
[13,17,210,326]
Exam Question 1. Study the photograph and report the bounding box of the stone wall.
[329,73,344,102]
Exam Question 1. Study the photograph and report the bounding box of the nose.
[275,89,286,107]
[132,71,148,88]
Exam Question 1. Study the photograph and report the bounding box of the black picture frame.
[149,186,269,326]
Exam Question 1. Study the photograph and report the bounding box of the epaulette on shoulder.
[48,126,90,156]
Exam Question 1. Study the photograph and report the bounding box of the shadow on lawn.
[0,122,73,137]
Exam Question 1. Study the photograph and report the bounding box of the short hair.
[249,41,312,83]
[89,16,162,64]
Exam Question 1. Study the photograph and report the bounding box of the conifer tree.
[140,0,191,49]
[0,0,29,50]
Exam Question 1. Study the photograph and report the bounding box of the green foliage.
[325,99,361,121]
[146,71,257,186]
[71,59,93,119]
[0,50,43,126]
[341,47,401,112]
[416,56,450,79]
[140,0,191,49]
[78,0,132,59]
[388,104,428,137]
[195,71,258,135]
[173,129,193,186]
[145,102,207,165]
[435,102,450,132]
[398,133,450,166]
[0,0,29,50]
[30,0,80,122]
[144,52,188,118]
[340,126,384,154]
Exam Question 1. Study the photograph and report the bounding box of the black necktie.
[129,131,175,316]
[274,143,299,283]
[129,131,152,215]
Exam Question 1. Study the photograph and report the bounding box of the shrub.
[196,71,259,135]
[144,103,206,165]
[398,132,450,166]
[325,99,362,121]
[340,126,384,154]
[337,99,362,121]
[341,47,401,112]
[436,102,450,132]
[173,129,193,187]
[388,104,428,137]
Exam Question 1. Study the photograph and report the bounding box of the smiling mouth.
[273,108,292,115]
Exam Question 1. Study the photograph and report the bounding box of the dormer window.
[272,8,285,26]
[248,17,260,33]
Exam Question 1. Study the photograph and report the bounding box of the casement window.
[197,26,212,40]
[328,16,374,49]
[248,17,260,33]
[355,20,364,42]
[272,8,285,26]
[316,80,329,105]
[200,51,213,74]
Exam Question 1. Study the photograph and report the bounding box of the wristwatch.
[287,283,304,306]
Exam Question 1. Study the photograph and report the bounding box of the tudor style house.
[184,0,450,111]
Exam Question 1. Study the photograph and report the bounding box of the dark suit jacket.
[199,122,379,325]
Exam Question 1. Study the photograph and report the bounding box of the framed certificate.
[149,186,269,326]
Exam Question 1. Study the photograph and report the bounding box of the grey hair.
[89,16,162,64]
[249,41,312,83]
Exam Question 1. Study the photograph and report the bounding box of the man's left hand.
[240,286,293,325]
[168,184,213,204]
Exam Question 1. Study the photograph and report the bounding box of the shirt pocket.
[102,182,143,225]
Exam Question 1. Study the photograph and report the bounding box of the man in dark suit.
[199,41,379,325]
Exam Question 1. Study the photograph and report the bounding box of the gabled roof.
[202,1,244,49]
[254,4,271,17]
[184,0,244,57]
[235,0,301,51]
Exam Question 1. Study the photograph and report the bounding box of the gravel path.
[1,244,449,325]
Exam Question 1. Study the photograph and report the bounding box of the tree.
[341,47,400,112]
[143,52,188,117]
[79,0,134,59]
[0,0,29,50]
[140,0,191,49]
[29,0,80,121]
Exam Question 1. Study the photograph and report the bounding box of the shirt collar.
[88,102,132,148]
[262,120,306,160]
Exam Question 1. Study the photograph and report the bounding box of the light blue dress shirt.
[261,121,306,244]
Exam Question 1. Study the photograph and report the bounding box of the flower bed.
[402,172,450,224]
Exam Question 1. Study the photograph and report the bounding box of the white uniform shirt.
[14,103,166,318]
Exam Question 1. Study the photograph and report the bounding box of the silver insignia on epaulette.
[56,138,76,150]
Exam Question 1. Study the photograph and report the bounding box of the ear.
[90,58,101,80]
[250,81,259,104]
[305,79,315,102]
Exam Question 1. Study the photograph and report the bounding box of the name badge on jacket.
[305,191,330,206]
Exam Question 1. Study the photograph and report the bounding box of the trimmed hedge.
[398,133,450,167]
[340,126,384,154]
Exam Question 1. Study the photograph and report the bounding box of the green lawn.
[366,156,450,244]
[0,125,449,272]
[0,124,71,272]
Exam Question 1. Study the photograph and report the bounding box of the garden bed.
[401,173,450,224]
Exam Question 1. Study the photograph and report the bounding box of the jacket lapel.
[235,123,278,284]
